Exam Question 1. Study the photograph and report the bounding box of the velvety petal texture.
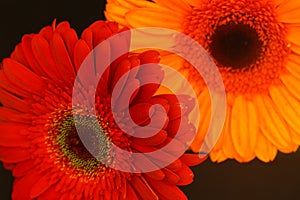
[105,0,300,162]
[0,20,206,199]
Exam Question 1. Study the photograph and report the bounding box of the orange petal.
[153,0,192,14]
[285,57,300,79]
[126,8,183,30]
[276,0,300,15]
[255,133,277,162]
[269,85,300,134]
[230,95,257,159]
[278,8,300,23]
[286,27,300,46]
[254,95,293,149]
[281,73,300,100]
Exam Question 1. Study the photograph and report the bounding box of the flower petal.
[0,146,30,163]
[286,27,300,46]
[230,95,257,160]
[254,95,294,149]
[153,0,192,14]
[130,175,158,200]
[0,122,29,147]
[255,134,277,162]
[126,8,183,30]
[276,0,300,15]
[179,154,207,166]
[2,58,46,95]
[281,73,300,101]
[51,33,76,85]
[269,85,300,134]
[278,9,300,23]
[131,130,167,146]
[145,176,188,200]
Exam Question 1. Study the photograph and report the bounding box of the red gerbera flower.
[0,20,205,200]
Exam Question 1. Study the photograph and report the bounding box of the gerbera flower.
[105,0,300,162]
[0,20,205,199]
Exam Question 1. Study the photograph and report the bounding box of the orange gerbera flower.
[0,20,205,199]
[105,0,300,162]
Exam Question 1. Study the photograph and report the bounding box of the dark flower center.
[209,23,263,69]
[56,115,110,170]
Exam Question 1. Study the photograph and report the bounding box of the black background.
[1,1,300,199]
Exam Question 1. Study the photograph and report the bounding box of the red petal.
[110,59,131,98]
[162,168,180,184]
[55,21,71,35]
[73,40,91,72]
[11,43,29,67]
[130,175,158,200]
[166,159,182,172]
[30,175,56,198]
[131,152,159,172]
[126,183,139,200]
[0,122,29,147]
[21,35,45,75]
[0,107,31,123]
[0,89,31,113]
[0,70,29,98]
[114,79,140,112]
[145,169,165,181]
[147,110,169,129]
[61,28,78,62]
[39,26,53,42]
[166,116,191,138]
[51,32,76,85]
[31,35,62,81]
[38,186,61,200]
[111,59,132,89]
[13,160,36,177]
[12,171,41,200]
[145,176,188,200]
[131,143,180,169]
[156,137,186,157]
[131,130,167,146]
[148,97,170,113]
[176,164,194,186]
[129,103,153,125]
[138,50,160,64]
[179,154,207,166]
[2,58,46,95]
[81,28,93,49]
[0,146,30,163]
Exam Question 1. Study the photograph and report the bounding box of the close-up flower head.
[0,19,206,199]
[106,0,300,163]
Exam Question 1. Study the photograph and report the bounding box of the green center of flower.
[209,23,263,69]
[56,115,111,171]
